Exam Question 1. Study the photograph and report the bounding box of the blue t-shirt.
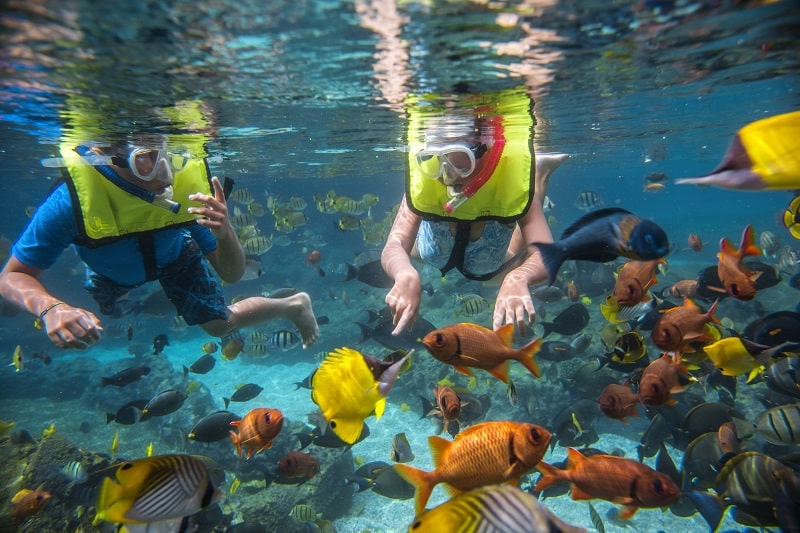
[416,219,514,276]
[12,183,217,287]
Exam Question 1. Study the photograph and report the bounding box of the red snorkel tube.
[443,117,506,214]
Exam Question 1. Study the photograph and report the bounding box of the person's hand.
[188,176,234,240]
[493,272,536,334]
[385,271,421,335]
[44,303,103,349]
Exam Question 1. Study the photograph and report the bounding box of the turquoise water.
[1,0,800,532]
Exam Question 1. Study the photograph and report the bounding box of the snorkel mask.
[43,144,190,214]
[414,116,506,213]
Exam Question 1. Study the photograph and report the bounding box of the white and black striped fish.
[270,330,300,351]
[755,403,800,446]
[409,485,586,532]
[574,190,603,211]
[95,454,223,524]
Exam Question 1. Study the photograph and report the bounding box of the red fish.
[277,451,320,479]
[395,421,551,515]
[598,383,639,423]
[11,489,51,521]
[422,323,541,382]
[651,298,720,352]
[716,225,762,300]
[612,259,663,307]
[687,233,703,252]
[230,407,284,458]
[535,448,681,519]
[667,279,699,299]
[431,385,461,430]
[638,354,692,406]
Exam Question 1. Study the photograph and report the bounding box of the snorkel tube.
[74,145,181,213]
[443,117,506,214]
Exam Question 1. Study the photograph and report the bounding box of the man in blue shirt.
[0,141,319,351]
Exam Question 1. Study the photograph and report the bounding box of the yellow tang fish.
[145,442,154,457]
[12,345,24,372]
[311,347,409,445]
[110,428,119,456]
[701,337,764,382]
[676,110,800,191]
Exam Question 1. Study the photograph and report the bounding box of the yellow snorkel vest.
[60,141,213,246]
[406,87,535,223]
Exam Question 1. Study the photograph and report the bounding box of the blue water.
[1,1,799,532]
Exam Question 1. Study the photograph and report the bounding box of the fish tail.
[393,464,433,516]
[531,242,565,286]
[223,397,230,409]
[540,322,554,338]
[707,299,721,324]
[533,461,565,492]
[518,338,542,378]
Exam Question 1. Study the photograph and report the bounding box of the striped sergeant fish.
[409,485,586,533]
[94,454,223,525]
[270,330,300,351]
[755,404,800,446]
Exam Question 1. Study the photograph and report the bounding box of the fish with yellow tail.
[93,454,223,528]
[784,194,800,239]
[394,420,551,515]
[408,485,587,533]
[534,448,681,519]
[422,323,541,383]
[145,441,154,457]
[675,110,800,191]
[12,345,23,372]
[530,208,670,286]
[311,346,409,445]
[700,337,765,382]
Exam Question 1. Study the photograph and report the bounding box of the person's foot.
[286,292,319,348]
[535,153,569,196]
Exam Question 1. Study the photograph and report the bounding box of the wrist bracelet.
[39,301,66,320]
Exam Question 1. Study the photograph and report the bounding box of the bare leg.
[201,292,319,348]
[534,153,569,206]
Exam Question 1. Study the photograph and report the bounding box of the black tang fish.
[532,208,670,285]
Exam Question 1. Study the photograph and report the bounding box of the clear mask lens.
[129,148,190,181]
[415,144,476,183]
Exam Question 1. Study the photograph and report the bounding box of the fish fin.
[393,464,432,517]
[565,447,588,468]
[374,397,386,421]
[11,489,31,503]
[740,225,761,257]
[719,237,738,257]
[532,461,565,492]
[428,435,452,467]
[494,323,515,348]
[618,505,639,520]
[570,485,594,500]
[454,366,475,377]
[517,337,542,378]
[487,361,511,383]
[443,483,465,497]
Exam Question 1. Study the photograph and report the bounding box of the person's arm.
[381,196,422,335]
[492,201,552,331]
[0,257,103,349]
[188,176,245,284]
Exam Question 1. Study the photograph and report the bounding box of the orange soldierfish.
[534,448,681,519]
[716,224,762,300]
[431,385,461,430]
[612,259,663,307]
[11,489,51,521]
[229,407,284,458]
[638,354,692,406]
[651,298,720,352]
[687,233,703,252]
[395,421,551,515]
[598,383,639,423]
[422,323,541,383]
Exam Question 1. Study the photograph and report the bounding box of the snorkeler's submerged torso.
[12,184,216,287]
[417,220,515,277]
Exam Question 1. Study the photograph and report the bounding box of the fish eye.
[264,413,272,423]
[731,284,740,296]
[528,427,544,443]
[434,333,445,345]
[652,478,667,495]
